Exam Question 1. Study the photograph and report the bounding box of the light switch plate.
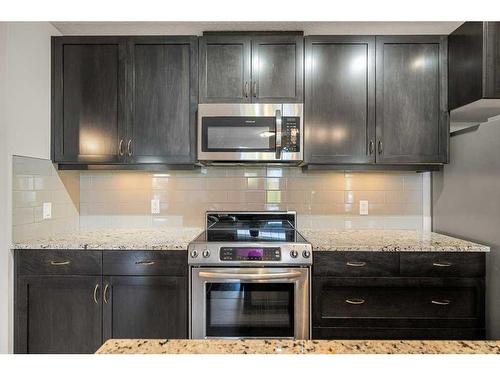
[43,202,52,219]
[151,199,160,214]
[359,200,369,215]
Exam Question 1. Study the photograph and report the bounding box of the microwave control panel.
[281,117,300,153]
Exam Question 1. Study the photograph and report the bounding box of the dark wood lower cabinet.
[102,276,187,340]
[15,250,188,354]
[312,252,486,340]
[15,275,102,354]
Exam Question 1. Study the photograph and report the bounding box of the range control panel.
[220,247,281,261]
[281,117,300,153]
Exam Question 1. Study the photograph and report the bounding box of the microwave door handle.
[198,271,301,281]
[275,109,282,159]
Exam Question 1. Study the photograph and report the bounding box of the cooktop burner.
[188,211,312,266]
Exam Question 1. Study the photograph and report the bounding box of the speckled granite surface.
[13,228,489,252]
[302,230,490,252]
[12,228,203,250]
[96,339,500,354]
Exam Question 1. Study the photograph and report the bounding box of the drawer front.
[313,252,399,277]
[400,253,485,277]
[313,277,484,328]
[16,250,102,275]
[103,251,187,276]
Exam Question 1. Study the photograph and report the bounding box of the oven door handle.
[198,271,302,281]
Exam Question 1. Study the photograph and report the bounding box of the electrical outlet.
[43,202,52,219]
[151,199,160,214]
[359,200,369,215]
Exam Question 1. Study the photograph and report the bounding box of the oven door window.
[206,282,294,338]
[202,117,276,152]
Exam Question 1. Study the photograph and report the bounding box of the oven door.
[191,267,309,339]
[197,103,303,162]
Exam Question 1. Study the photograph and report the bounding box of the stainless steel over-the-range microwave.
[197,103,303,163]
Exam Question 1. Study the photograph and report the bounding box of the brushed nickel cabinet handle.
[369,140,374,155]
[127,139,132,156]
[244,81,249,98]
[50,260,71,266]
[433,262,452,267]
[346,261,367,267]
[135,260,155,266]
[252,81,257,98]
[346,298,365,305]
[103,284,110,304]
[431,299,451,306]
[378,140,383,155]
[93,284,99,304]
[118,139,124,156]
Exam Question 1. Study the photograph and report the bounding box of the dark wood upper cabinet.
[375,36,448,164]
[127,37,198,164]
[305,36,375,164]
[199,33,303,103]
[52,37,127,164]
[251,35,303,102]
[102,276,187,340]
[199,35,251,103]
[448,22,500,124]
[16,275,102,354]
[52,36,198,167]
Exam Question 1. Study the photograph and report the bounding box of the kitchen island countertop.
[96,339,500,354]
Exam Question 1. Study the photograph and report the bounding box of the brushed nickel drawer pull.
[346,261,366,267]
[135,260,156,266]
[93,284,99,304]
[433,262,452,267]
[346,298,365,305]
[431,299,451,306]
[127,139,133,157]
[103,284,110,304]
[50,260,71,266]
[118,139,124,156]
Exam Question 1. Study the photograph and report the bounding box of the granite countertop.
[12,227,203,250]
[301,230,490,252]
[13,228,489,253]
[96,339,500,354]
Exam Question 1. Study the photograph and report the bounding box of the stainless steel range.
[188,211,311,339]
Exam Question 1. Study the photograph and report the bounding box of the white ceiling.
[51,21,463,36]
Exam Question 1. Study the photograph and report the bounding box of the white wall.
[0,22,61,354]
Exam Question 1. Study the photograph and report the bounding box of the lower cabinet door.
[312,277,484,339]
[15,275,102,354]
[102,276,187,340]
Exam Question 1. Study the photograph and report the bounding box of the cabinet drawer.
[313,252,399,277]
[16,250,102,275]
[103,251,187,276]
[400,253,485,277]
[313,277,484,328]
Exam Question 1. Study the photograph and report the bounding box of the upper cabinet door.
[126,37,198,164]
[305,36,375,164]
[52,37,126,164]
[375,36,448,164]
[251,35,304,103]
[484,22,500,98]
[199,35,251,103]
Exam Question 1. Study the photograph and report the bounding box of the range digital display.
[220,247,281,261]
[236,248,264,258]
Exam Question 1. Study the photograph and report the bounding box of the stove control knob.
[202,250,211,258]
[302,250,311,259]
[190,250,198,258]
[290,250,299,258]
